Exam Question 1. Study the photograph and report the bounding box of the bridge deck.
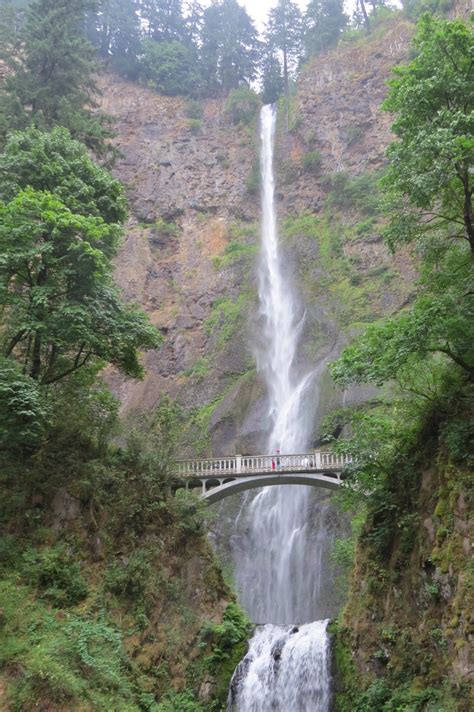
[173,451,352,479]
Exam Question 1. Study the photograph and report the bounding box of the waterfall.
[227,105,332,710]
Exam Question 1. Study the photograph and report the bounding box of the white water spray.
[228,106,332,710]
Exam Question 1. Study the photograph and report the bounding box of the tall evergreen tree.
[304,0,347,57]
[139,0,186,42]
[260,47,284,105]
[266,0,302,125]
[200,0,259,96]
[0,0,111,155]
[86,0,142,79]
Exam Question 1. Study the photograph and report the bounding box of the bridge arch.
[203,473,340,504]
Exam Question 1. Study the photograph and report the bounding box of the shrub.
[0,357,50,453]
[278,158,299,184]
[104,549,152,602]
[185,99,203,120]
[157,690,205,712]
[21,544,88,606]
[225,86,261,125]
[301,150,322,175]
[187,118,202,135]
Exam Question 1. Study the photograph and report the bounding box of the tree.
[260,46,284,105]
[304,0,347,57]
[266,0,302,126]
[139,0,186,42]
[382,15,474,254]
[331,16,474,398]
[0,129,160,384]
[0,127,126,224]
[200,0,260,96]
[141,39,200,95]
[0,0,112,155]
[86,0,142,79]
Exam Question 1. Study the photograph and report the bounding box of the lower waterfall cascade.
[226,105,334,710]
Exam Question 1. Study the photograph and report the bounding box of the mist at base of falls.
[212,105,340,711]
[227,621,331,712]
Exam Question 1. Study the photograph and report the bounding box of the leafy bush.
[104,549,152,602]
[278,158,299,184]
[0,358,50,453]
[187,118,202,134]
[301,150,322,175]
[0,534,21,568]
[328,170,382,215]
[171,489,214,535]
[157,690,205,712]
[185,99,203,120]
[20,544,88,606]
[200,602,252,668]
[225,86,261,125]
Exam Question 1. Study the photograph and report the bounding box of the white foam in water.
[227,105,332,710]
[228,621,331,712]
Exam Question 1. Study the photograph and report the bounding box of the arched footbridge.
[173,451,353,503]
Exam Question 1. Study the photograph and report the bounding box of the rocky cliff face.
[98,78,262,451]
[98,16,417,455]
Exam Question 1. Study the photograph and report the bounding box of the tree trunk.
[358,0,370,32]
[283,47,289,131]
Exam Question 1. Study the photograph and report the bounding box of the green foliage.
[0,0,112,155]
[20,543,88,606]
[156,690,205,712]
[0,578,138,709]
[200,0,260,95]
[402,0,453,20]
[0,126,126,223]
[0,357,50,453]
[331,246,473,387]
[301,149,322,174]
[141,39,200,97]
[185,100,203,120]
[0,130,159,386]
[304,0,348,57]
[205,294,249,346]
[86,0,142,80]
[327,170,382,216]
[278,157,299,184]
[199,602,252,705]
[187,118,202,135]
[225,86,261,126]
[172,489,215,536]
[246,159,260,195]
[105,548,153,602]
[154,216,180,236]
[382,15,474,253]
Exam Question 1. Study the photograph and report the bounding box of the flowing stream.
[227,106,332,710]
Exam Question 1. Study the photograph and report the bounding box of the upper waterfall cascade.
[227,105,332,711]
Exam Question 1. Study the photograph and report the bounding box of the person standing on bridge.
[276,449,281,471]
[303,456,309,469]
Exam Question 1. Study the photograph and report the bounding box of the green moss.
[204,293,250,347]
[199,602,253,707]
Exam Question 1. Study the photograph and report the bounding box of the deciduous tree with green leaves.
[329,16,474,500]
[382,14,474,253]
[0,129,160,385]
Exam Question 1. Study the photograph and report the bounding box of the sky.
[240,0,309,30]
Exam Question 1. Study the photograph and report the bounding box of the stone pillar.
[236,454,242,474]
[315,451,321,470]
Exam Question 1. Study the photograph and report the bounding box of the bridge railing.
[173,451,353,478]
